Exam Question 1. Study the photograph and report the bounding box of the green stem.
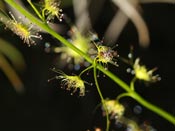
[97,65,131,92]
[130,77,136,91]
[99,65,175,125]
[79,65,93,77]
[93,60,110,131]
[42,9,46,21]
[131,91,175,125]
[4,0,93,64]
[27,0,44,21]
[4,0,175,126]
[117,92,131,101]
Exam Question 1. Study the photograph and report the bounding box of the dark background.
[0,1,175,131]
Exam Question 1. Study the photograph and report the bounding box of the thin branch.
[93,60,110,131]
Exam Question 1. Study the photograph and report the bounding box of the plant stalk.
[4,0,175,126]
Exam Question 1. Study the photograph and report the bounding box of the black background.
[0,1,175,131]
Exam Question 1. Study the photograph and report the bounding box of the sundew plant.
[0,0,175,131]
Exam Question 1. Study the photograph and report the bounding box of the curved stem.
[130,77,136,91]
[116,92,131,101]
[42,9,46,21]
[4,0,175,126]
[79,65,93,77]
[93,60,110,131]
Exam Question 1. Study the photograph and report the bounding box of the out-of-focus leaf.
[0,38,26,71]
[0,53,24,93]
[73,0,91,33]
[61,0,73,8]
[140,0,175,3]
[104,0,139,45]
[0,1,6,11]
[112,0,150,48]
